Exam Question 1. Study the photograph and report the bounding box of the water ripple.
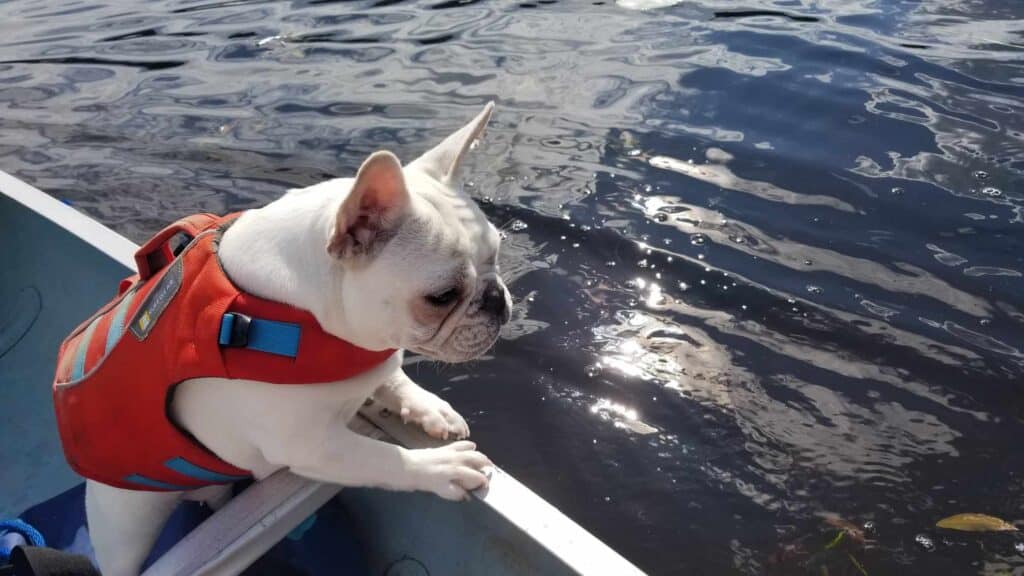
[1,0,1023,573]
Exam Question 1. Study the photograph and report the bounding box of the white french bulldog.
[86,102,511,576]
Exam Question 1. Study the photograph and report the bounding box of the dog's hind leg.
[86,479,182,576]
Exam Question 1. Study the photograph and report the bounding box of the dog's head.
[326,103,511,362]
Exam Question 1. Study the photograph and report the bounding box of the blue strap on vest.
[164,457,250,483]
[218,313,300,358]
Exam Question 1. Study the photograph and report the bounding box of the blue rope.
[0,518,45,562]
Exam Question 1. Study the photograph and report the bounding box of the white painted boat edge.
[0,169,647,576]
[0,171,137,269]
[144,471,340,576]
[146,415,392,576]
[362,406,648,576]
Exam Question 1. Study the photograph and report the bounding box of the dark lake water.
[2,0,1023,573]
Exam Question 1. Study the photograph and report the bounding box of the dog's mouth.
[410,315,501,363]
[444,320,501,361]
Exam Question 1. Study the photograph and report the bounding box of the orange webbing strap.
[134,213,220,280]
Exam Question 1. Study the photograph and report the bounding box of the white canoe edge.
[0,171,138,269]
[0,169,646,576]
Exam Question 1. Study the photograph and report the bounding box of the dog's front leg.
[373,369,470,440]
[269,414,490,501]
[86,480,182,576]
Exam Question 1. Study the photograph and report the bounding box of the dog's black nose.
[481,282,510,324]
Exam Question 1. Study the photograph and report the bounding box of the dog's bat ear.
[328,150,409,259]
[410,101,494,184]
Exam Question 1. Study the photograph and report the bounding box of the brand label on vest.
[130,258,183,340]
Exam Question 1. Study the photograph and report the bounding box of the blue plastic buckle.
[219,312,251,347]
[219,313,300,358]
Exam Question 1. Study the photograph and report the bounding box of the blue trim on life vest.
[219,313,301,358]
[105,290,136,355]
[71,317,101,381]
[124,474,193,491]
[164,457,249,484]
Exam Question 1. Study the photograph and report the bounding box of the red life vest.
[53,212,395,491]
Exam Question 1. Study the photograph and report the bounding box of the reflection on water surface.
[1,0,1023,573]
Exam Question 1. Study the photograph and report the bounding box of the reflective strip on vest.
[70,317,101,382]
[105,290,136,355]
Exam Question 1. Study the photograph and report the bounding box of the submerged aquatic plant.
[936,513,1018,532]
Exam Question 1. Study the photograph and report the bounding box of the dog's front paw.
[398,389,470,440]
[407,440,492,501]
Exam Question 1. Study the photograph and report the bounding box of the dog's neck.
[218,181,353,339]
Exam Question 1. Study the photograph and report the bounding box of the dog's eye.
[425,288,459,307]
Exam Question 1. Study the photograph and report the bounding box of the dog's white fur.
[85,103,512,576]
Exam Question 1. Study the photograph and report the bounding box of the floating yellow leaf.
[936,513,1018,532]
